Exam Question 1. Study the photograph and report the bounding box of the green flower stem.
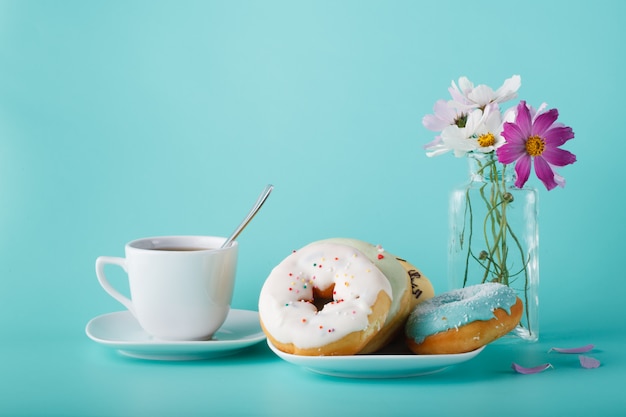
[461,189,472,288]
[505,220,531,329]
[463,154,532,335]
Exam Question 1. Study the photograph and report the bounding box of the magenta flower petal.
[579,355,601,369]
[502,120,527,143]
[514,154,532,188]
[512,362,553,374]
[533,156,559,190]
[496,141,525,164]
[542,147,577,167]
[543,125,575,146]
[531,108,559,136]
[549,344,595,354]
[515,101,532,136]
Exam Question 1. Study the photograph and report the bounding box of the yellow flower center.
[525,135,546,156]
[477,132,496,148]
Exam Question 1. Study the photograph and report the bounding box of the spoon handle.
[220,184,274,248]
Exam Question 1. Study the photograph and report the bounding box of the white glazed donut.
[317,238,413,354]
[259,241,393,356]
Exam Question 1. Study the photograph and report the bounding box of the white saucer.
[267,340,485,378]
[86,309,265,361]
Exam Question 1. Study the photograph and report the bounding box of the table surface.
[1,312,624,417]
[2,1,625,416]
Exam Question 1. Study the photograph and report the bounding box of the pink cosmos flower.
[422,99,467,152]
[423,99,466,132]
[496,101,576,190]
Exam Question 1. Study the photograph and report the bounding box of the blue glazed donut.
[405,283,523,354]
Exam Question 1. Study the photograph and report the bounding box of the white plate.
[267,340,485,378]
[86,309,265,361]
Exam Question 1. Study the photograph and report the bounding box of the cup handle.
[95,256,135,314]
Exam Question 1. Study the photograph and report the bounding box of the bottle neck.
[468,153,514,183]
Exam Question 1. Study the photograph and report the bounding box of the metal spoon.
[220,184,274,248]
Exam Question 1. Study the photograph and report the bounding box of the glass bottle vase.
[448,154,539,342]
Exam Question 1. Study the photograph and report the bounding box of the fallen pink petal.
[511,362,554,374]
[579,355,601,369]
[549,344,595,354]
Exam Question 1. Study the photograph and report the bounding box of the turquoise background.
[1,1,625,416]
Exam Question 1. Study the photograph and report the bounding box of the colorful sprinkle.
[301,318,307,323]
[377,254,384,260]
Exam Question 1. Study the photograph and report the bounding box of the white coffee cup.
[95,235,238,341]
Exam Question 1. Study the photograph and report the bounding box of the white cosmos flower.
[426,103,505,158]
[471,103,506,154]
[449,75,521,111]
